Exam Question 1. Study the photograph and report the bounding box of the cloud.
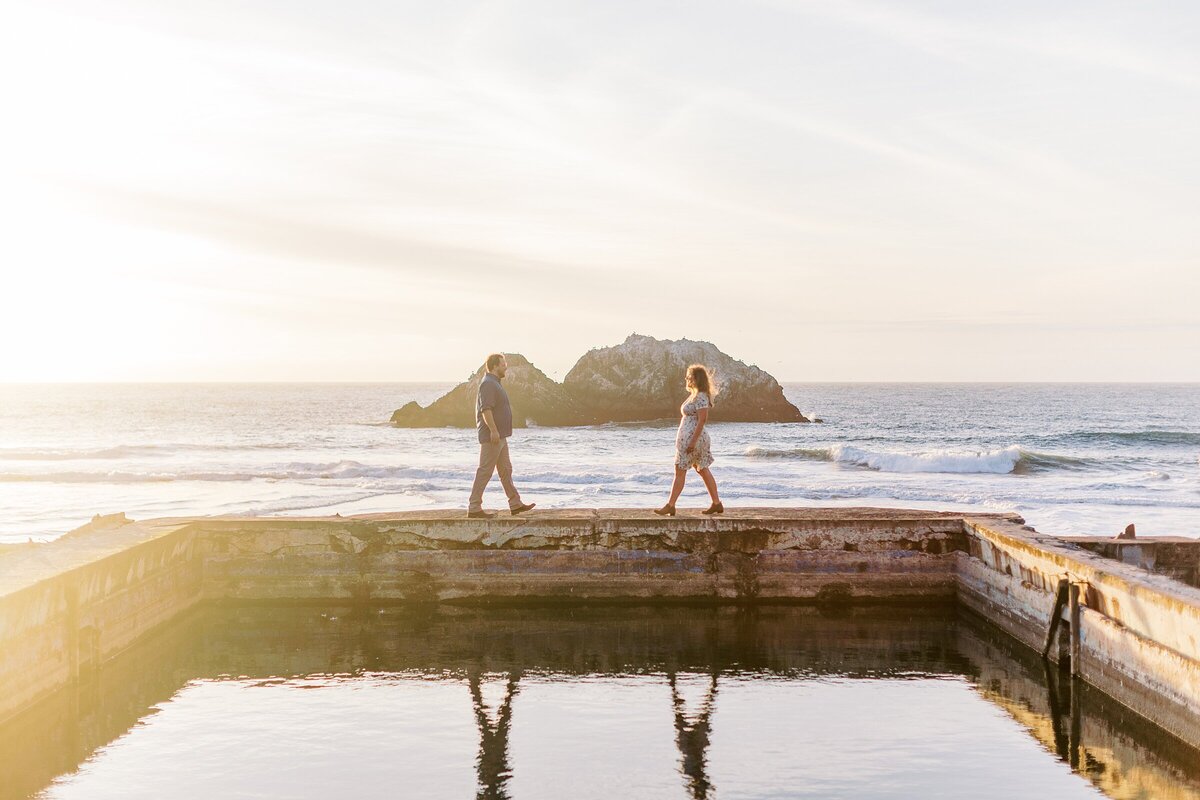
[765,0,1200,89]
[86,187,568,286]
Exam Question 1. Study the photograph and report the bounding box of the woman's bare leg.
[697,468,720,504]
[667,467,688,506]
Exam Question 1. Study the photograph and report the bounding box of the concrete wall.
[959,517,1200,749]
[1072,537,1200,588]
[0,515,201,726]
[197,509,971,604]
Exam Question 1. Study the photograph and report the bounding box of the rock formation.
[389,354,594,428]
[564,334,807,423]
[390,335,808,427]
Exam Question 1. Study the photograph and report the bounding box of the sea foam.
[831,444,1024,474]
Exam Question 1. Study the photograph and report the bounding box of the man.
[467,353,536,519]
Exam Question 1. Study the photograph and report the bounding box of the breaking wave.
[744,444,1093,474]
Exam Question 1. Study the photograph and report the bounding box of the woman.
[655,364,723,516]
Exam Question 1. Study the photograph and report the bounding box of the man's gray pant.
[468,438,524,512]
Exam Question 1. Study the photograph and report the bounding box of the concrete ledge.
[197,510,970,603]
[0,515,202,726]
[965,518,1200,662]
[1072,536,1200,588]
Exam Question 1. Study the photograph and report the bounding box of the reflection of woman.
[669,672,719,799]
[656,364,723,516]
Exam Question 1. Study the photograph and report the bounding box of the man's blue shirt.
[476,373,513,443]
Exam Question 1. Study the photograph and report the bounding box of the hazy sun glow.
[3,0,1198,381]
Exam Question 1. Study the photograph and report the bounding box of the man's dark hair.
[485,353,506,371]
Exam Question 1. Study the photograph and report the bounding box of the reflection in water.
[1044,660,1074,763]
[469,670,520,800]
[668,672,718,799]
[1,606,1198,800]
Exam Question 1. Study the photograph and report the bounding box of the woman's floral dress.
[675,392,714,470]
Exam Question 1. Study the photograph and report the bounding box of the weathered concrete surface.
[0,542,38,559]
[198,509,976,604]
[0,514,201,727]
[960,517,1200,750]
[1073,536,1200,588]
[0,603,206,800]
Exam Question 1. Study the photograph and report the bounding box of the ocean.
[0,383,1197,543]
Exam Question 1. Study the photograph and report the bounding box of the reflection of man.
[468,353,536,519]
[469,670,521,799]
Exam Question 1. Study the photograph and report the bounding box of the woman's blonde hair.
[686,364,715,398]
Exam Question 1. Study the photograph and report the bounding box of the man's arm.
[481,408,501,443]
[479,380,501,444]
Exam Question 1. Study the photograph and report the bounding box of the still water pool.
[3,606,1198,799]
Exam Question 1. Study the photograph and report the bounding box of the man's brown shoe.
[467,510,495,519]
[510,503,536,515]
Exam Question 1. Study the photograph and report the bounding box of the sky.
[2,0,1198,382]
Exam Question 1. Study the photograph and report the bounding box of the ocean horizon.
[1,382,1197,543]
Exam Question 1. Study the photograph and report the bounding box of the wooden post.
[1067,581,1085,768]
[1069,582,1083,677]
[1042,577,1070,660]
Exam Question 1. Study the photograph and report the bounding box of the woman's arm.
[687,408,708,452]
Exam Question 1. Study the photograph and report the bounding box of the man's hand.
[481,408,501,445]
